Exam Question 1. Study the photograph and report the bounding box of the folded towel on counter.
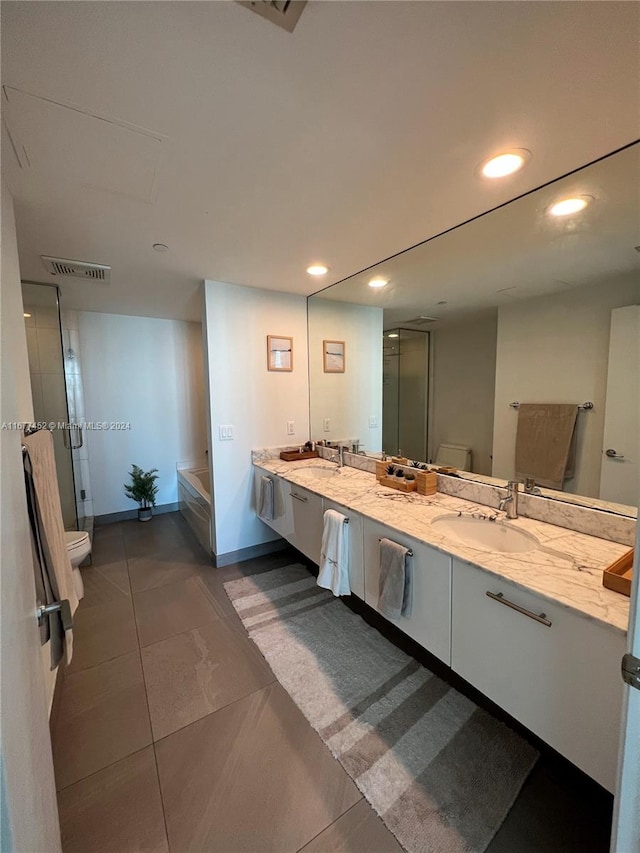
[317,509,350,597]
[515,403,578,489]
[378,538,411,619]
[258,476,274,521]
[23,429,81,669]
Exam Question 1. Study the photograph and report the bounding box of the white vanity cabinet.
[362,520,452,665]
[289,484,324,564]
[323,499,365,599]
[253,466,294,541]
[451,557,626,792]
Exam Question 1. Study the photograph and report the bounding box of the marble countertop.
[255,457,632,635]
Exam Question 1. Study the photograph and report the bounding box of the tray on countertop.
[602,549,634,597]
[279,450,320,462]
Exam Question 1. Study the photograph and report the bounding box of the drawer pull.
[291,492,308,503]
[486,591,552,627]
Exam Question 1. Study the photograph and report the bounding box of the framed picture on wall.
[267,335,293,371]
[323,340,345,373]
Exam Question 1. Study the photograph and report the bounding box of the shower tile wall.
[24,300,77,528]
[61,309,93,529]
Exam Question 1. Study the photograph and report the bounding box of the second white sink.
[432,514,539,553]
[294,466,340,482]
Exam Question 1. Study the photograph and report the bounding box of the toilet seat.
[65,531,90,552]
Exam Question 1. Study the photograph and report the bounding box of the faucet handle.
[507,480,519,490]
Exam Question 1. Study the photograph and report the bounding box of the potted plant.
[124,464,159,522]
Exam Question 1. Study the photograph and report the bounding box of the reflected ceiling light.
[368,277,388,289]
[153,243,169,252]
[388,333,399,338]
[23,312,31,318]
[548,196,592,217]
[480,149,530,179]
[306,264,329,276]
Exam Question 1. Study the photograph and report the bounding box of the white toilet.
[65,530,92,568]
[65,531,91,600]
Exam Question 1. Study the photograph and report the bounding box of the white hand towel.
[378,538,411,619]
[258,476,274,521]
[317,509,350,597]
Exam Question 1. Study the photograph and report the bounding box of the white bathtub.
[178,466,211,552]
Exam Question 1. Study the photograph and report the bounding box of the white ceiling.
[312,142,640,328]
[2,1,639,321]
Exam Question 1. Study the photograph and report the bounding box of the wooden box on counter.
[602,549,634,597]
[279,450,320,462]
[375,462,437,495]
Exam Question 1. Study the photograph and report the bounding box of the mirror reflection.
[308,142,639,515]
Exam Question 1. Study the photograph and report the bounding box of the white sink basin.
[432,514,539,553]
[294,466,340,482]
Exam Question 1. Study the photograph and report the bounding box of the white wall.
[79,313,206,516]
[1,183,61,852]
[430,313,497,475]
[204,280,309,559]
[492,280,640,497]
[308,299,383,452]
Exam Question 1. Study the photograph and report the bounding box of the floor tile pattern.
[51,513,613,852]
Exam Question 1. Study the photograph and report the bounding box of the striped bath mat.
[224,564,538,853]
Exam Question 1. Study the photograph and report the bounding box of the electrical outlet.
[287,420,295,435]
[369,416,378,428]
[219,424,234,440]
[323,418,330,432]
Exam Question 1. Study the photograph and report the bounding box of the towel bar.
[510,401,593,410]
[378,538,413,557]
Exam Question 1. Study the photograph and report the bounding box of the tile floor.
[51,513,613,853]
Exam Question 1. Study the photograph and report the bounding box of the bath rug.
[224,564,538,853]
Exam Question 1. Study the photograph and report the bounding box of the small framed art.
[323,340,345,373]
[267,335,293,371]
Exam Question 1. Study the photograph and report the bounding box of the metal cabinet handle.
[486,591,552,627]
[291,492,308,503]
[605,448,624,459]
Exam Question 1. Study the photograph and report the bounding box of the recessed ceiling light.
[307,264,329,276]
[23,312,31,318]
[153,243,169,252]
[480,149,531,179]
[368,277,388,289]
[388,333,399,338]
[548,196,592,217]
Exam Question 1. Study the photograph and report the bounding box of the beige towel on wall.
[515,403,578,490]
[23,430,80,668]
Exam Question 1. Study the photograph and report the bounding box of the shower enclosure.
[382,328,429,461]
[22,282,91,531]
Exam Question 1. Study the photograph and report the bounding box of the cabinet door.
[289,484,324,564]
[323,500,364,599]
[363,520,452,665]
[451,557,625,792]
[253,467,293,541]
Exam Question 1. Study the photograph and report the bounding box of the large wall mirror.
[308,142,639,517]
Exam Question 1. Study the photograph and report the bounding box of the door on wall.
[599,306,639,507]
[610,525,640,852]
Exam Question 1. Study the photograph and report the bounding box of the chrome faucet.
[335,445,346,468]
[499,480,519,519]
[523,477,542,496]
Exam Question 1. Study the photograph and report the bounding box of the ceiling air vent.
[399,315,440,326]
[41,256,111,283]
[236,0,307,33]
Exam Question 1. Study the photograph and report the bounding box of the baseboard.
[213,538,287,568]
[94,502,179,525]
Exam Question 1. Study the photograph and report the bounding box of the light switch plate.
[323,418,330,432]
[369,416,378,428]
[287,420,295,435]
[219,424,234,440]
